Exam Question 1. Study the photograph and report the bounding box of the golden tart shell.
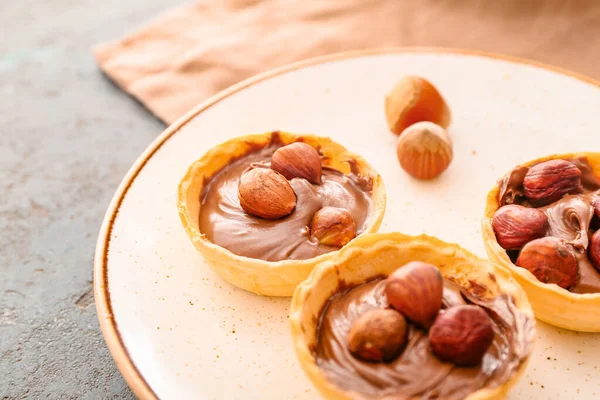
[482,152,600,332]
[289,232,535,400]
[177,131,386,297]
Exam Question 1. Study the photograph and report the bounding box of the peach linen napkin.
[95,0,600,124]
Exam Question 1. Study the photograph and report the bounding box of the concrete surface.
[0,1,182,398]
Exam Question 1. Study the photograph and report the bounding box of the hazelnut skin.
[238,168,296,219]
[271,142,322,184]
[492,204,548,250]
[429,305,495,366]
[516,236,578,289]
[310,207,356,247]
[384,76,451,135]
[523,159,583,206]
[348,308,407,363]
[589,230,600,273]
[590,198,600,230]
[593,198,600,219]
[385,261,443,329]
[396,122,453,180]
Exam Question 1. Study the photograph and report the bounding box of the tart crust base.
[177,131,386,297]
[482,152,600,332]
[289,232,535,400]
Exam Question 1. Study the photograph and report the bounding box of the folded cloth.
[95,0,600,124]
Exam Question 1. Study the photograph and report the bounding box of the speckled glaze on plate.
[94,48,600,400]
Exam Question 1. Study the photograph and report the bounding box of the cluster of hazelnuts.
[384,76,453,180]
[492,159,600,289]
[348,262,494,366]
[237,142,356,247]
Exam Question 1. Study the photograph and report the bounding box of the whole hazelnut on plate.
[516,236,578,289]
[523,159,583,206]
[271,142,322,184]
[384,76,451,135]
[348,308,407,363]
[396,122,453,180]
[429,305,494,366]
[492,204,548,250]
[238,168,296,219]
[385,261,443,329]
[310,207,356,247]
[589,230,600,272]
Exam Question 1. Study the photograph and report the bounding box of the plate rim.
[93,46,600,400]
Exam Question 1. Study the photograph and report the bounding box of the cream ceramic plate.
[95,49,600,400]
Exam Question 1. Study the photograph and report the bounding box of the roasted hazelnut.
[589,230,600,272]
[429,305,494,366]
[384,76,451,135]
[593,198,600,219]
[310,207,356,247]
[238,168,296,219]
[348,308,407,363]
[590,198,600,230]
[385,261,443,329]
[492,204,548,250]
[523,160,583,206]
[516,236,578,289]
[396,122,453,180]
[271,142,322,184]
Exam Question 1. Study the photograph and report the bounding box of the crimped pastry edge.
[177,131,387,297]
[289,232,535,400]
[482,152,600,332]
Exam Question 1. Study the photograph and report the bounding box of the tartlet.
[177,131,386,297]
[290,232,535,400]
[482,152,600,332]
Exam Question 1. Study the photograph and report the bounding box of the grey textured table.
[0,1,181,398]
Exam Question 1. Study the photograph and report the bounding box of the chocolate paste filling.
[498,156,600,293]
[315,279,533,400]
[199,143,373,261]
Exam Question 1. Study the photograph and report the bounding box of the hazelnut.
[310,207,356,247]
[590,198,600,230]
[429,305,494,366]
[385,261,443,329]
[384,76,451,135]
[348,308,407,363]
[589,230,600,272]
[492,204,548,250]
[523,160,583,206]
[516,236,578,289]
[271,142,322,184]
[593,198,600,219]
[396,122,453,180]
[238,168,296,219]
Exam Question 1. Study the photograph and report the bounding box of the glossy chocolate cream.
[498,156,600,293]
[315,279,533,400]
[199,144,373,261]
